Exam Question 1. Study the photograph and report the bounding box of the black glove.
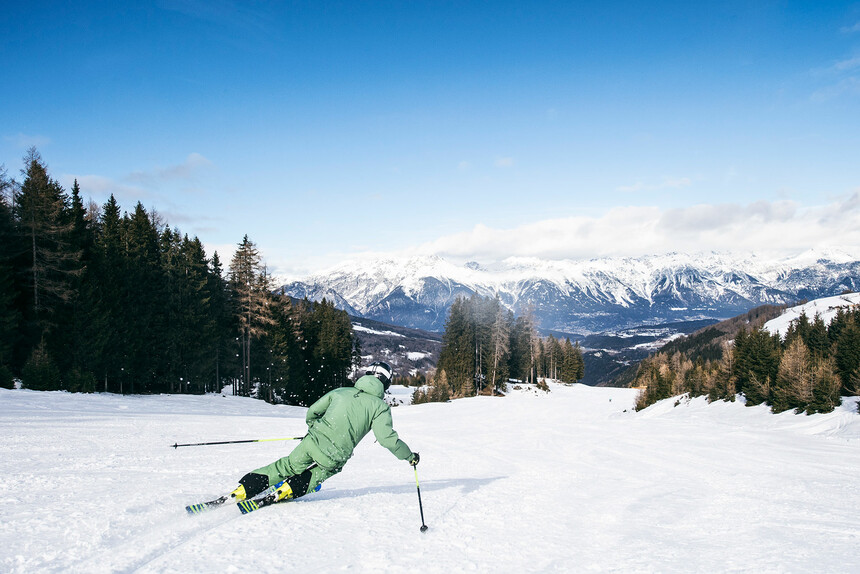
[408,452,420,466]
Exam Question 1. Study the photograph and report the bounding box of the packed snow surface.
[2,385,859,573]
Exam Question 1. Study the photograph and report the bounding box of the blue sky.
[3,1,860,276]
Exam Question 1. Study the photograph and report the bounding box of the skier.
[228,361,420,505]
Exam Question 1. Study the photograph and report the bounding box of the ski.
[185,494,231,515]
[237,478,296,515]
[186,480,319,516]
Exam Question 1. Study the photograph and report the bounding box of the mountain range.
[279,249,860,336]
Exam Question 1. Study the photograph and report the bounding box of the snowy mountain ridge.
[280,249,860,333]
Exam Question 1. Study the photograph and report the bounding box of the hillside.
[2,386,859,573]
[350,316,442,374]
[606,303,787,387]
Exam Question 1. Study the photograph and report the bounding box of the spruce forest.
[632,307,860,414]
[413,294,585,403]
[0,150,358,406]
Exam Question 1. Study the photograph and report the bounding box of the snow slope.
[763,292,860,339]
[1,386,859,573]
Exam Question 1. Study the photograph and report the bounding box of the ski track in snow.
[1,386,859,573]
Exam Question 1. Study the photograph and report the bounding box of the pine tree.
[834,317,860,396]
[123,203,165,393]
[172,235,213,393]
[510,311,538,383]
[708,342,737,402]
[21,338,61,390]
[309,298,355,396]
[266,294,301,403]
[64,179,97,384]
[736,327,781,406]
[807,356,841,414]
[488,298,511,393]
[545,335,562,380]
[90,195,125,392]
[805,315,830,358]
[207,251,234,393]
[229,236,274,396]
[14,149,81,349]
[772,337,813,413]
[432,369,451,402]
[0,176,21,379]
[572,341,585,382]
[559,338,585,384]
[437,297,473,396]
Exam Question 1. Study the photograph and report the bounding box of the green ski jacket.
[303,375,412,470]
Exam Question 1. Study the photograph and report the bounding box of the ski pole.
[414,465,428,532]
[170,437,303,449]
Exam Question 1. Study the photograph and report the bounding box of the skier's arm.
[371,406,412,460]
[306,392,333,426]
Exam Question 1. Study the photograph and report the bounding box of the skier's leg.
[304,464,340,495]
[251,438,342,500]
[232,471,270,499]
[252,437,316,487]
[283,463,340,499]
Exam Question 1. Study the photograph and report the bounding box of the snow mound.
[636,393,860,441]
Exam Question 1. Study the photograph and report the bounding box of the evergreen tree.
[90,195,125,392]
[432,369,451,402]
[160,232,213,393]
[560,338,576,384]
[308,298,355,397]
[0,177,21,378]
[123,203,165,393]
[510,311,538,383]
[437,297,473,397]
[488,298,511,393]
[266,294,303,403]
[834,317,860,395]
[229,236,274,396]
[13,149,81,353]
[772,338,813,413]
[64,179,97,385]
[735,327,781,405]
[207,251,234,393]
[805,315,830,358]
[545,335,563,380]
[572,341,585,382]
[807,356,841,414]
[21,338,61,390]
[707,342,737,402]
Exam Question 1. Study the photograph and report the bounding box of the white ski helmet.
[366,361,393,390]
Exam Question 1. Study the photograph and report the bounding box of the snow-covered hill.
[2,386,858,573]
[763,292,860,339]
[280,250,860,333]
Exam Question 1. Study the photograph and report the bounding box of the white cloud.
[5,133,52,149]
[126,153,213,186]
[64,153,214,204]
[66,174,150,203]
[841,21,860,33]
[406,194,860,262]
[494,157,515,168]
[811,76,860,101]
[834,55,860,71]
